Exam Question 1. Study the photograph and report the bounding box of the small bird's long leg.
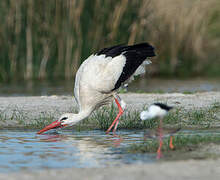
[169,136,174,149]
[106,95,124,134]
[169,127,181,149]
[157,117,163,159]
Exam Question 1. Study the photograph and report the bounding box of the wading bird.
[140,103,174,159]
[37,43,155,134]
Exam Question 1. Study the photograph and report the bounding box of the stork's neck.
[77,109,93,120]
[68,108,93,125]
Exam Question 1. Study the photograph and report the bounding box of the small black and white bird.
[140,103,173,159]
[140,103,173,121]
[38,43,155,134]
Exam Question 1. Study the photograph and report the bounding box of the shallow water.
[1,129,220,173]
[0,130,154,173]
[0,78,219,96]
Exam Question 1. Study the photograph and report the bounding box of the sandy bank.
[0,92,219,116]
[0,92,219,127]
[0,159,220,180]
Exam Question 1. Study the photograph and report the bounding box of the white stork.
[37,43,155,134]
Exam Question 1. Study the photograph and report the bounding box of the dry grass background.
[0,0,219,82]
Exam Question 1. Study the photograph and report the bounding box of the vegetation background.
[0,0,219,82]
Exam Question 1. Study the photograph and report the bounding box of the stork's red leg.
[106,98,124,134]
[113,119,120,133]
[157,118,163,159]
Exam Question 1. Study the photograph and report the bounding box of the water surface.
[0,130,154,173]
[1,129,220,173]
[0,78,219,96]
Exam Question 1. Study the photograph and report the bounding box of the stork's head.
[58,113,81,126]
[37,113,80,134]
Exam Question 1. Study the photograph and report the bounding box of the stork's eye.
[61,117,68,121]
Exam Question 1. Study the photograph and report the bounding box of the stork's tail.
[124,43,155,82]
[133,59,151,76]
[131,43,155,76]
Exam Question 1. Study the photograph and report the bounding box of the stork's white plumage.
[37,43,155,134]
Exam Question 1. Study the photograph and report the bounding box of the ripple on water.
[0,130,154,173]
[2,129,219,173]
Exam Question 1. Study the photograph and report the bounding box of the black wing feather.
[154,103,173,111]
[97,44,125,57]
[96,43,156,91]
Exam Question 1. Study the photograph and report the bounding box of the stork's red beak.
[37,120,66,134]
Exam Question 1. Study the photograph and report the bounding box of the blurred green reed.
[0,0,219,82]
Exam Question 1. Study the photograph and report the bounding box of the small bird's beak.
[37,120,66,134]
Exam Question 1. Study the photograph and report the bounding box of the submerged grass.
[128,134,220,154]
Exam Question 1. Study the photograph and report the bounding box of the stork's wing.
[76,43,156,96]
[97,43,156,91]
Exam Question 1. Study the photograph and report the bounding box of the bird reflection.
[37,130,124,147]
[36,130,127,167]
